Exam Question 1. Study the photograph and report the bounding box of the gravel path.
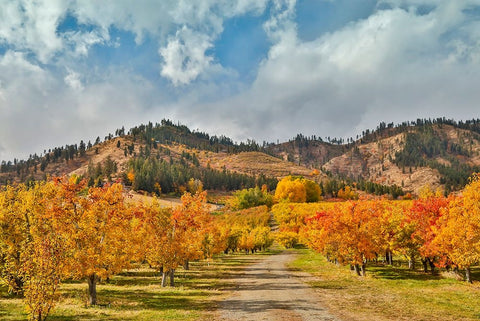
[216,250,340,321]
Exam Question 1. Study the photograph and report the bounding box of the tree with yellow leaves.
[0,184,29,295]
[136,199,177,286]
[51,177,135,305]
[21,181,67,321]
[275,176,321,203]
[171,192,214,275]
[433,174,480,282]
[140,191,216,287]
[0,181,67,321]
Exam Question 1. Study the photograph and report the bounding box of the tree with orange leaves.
[433,174,480,282]
[21,181,67,321]
[140,191,217,287]
[50,177,135,305]
[406,189,449,274]
[0,184,30,295]
[0,181,67,321]
[136,199,177,286]
[303,201,385,276]
[171,192,215,274]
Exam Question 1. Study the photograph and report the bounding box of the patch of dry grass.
[204,151,316,179]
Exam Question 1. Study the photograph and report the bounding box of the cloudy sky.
[1,0,480,161]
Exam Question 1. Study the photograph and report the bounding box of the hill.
[269,119,480,194]
[0,121,313,194]
[1,118,480,196]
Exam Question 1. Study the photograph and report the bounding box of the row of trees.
[0,177,273,321]
[273,176,480,282]
[216,206,273,254]
[320,178,405,199]
[0,177,136,319]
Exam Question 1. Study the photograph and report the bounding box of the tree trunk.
[388,251,393,265]
[408,254,415,270]
[87,273,98,305]
[428,258,436,275]
[161,270,169,287]
[360,263,366,277]
[465,267,472,283]
[9,276,24,296]
[354,264,361,276]
[184,260,189,270]
[170,269,175,287]
[421,258,428,273]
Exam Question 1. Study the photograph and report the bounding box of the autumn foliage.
[274,176,321,203]
[274,175,480,281]
[0,176,273,320]
[215,205,273,254]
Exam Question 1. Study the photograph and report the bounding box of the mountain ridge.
[2,118,480,196]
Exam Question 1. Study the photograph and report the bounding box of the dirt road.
[216,250,339,321]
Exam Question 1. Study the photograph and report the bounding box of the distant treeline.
[127,119,267,154]
[124,156,278,195]
[321,177,404,199]
[281,117,480,147]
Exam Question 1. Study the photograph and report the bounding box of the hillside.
[266,120,480,195]
[2,118,480,196]
[266,136,346,168]
[319,123,480,194]
[0,122,314,193]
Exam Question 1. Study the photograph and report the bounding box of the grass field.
[289,248,480,321]
[0,253,266,321]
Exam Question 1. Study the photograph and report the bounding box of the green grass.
[0,252,269,321]
[289,248,480,321]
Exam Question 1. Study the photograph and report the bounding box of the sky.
[1,0,480,161]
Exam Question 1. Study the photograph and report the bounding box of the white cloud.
[0,0,67,62]
[64,69,83,92]
[64,29,108,57]
[0,81,4,102]
[159,26,214,86]
[0,53,169,161]
[157,0,269,84]
[188,1,480,142]
[0,0,271,87]
[69,0,269,84]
